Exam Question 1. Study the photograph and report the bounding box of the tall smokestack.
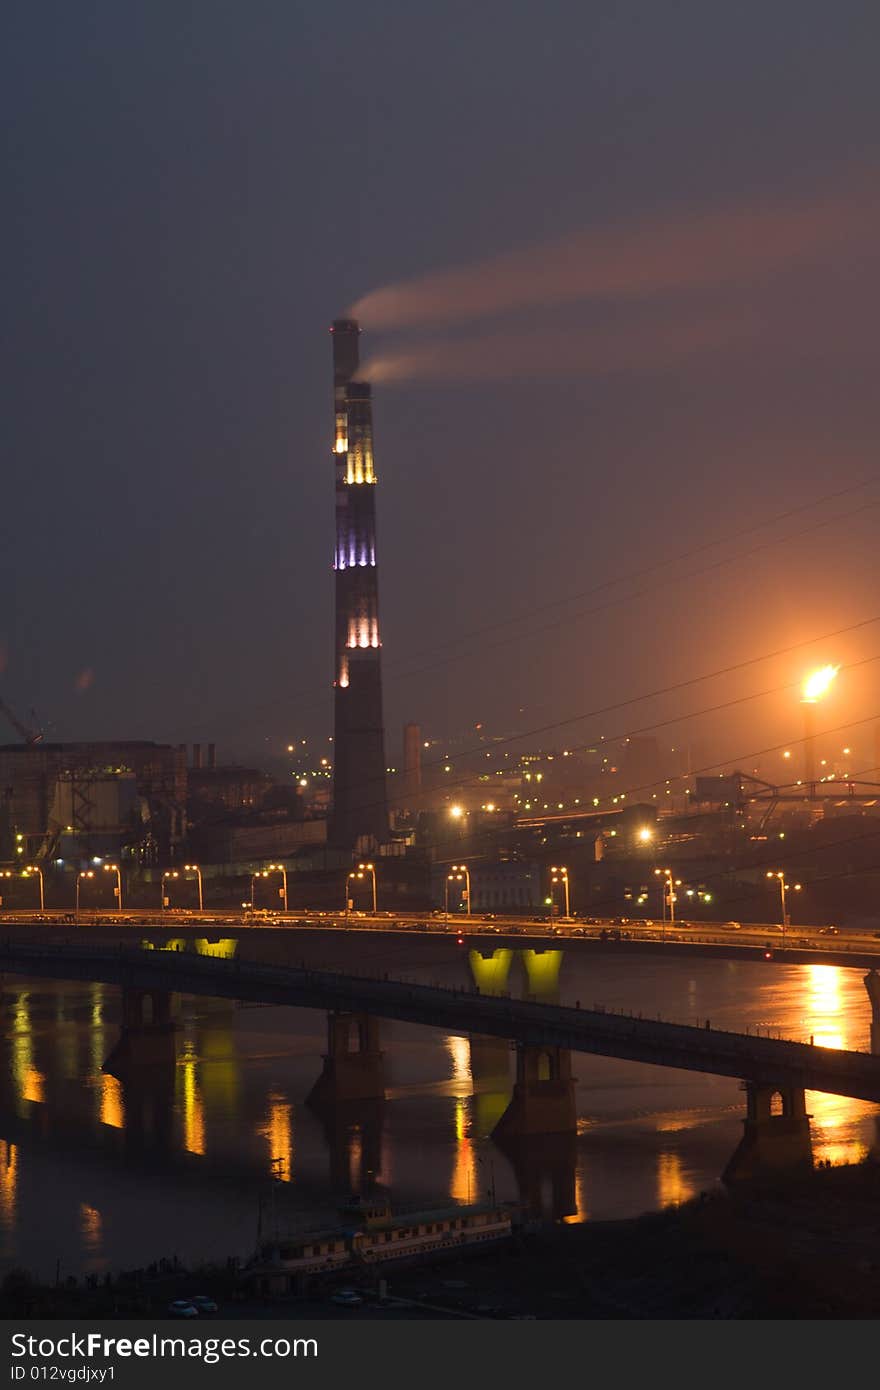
[192,743,202,770]
[207,742,216,769]
[329,318,388,848]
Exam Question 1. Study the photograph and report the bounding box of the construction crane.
[0,697,43,745]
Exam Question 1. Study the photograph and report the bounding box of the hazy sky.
[2,2,879,774]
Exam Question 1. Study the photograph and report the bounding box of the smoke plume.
[351,181,878,333]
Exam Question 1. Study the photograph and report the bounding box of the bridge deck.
[3,943,880,1102]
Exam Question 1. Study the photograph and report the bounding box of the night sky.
[2,2,879,774]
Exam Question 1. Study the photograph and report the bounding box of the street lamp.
[251,870,269,912]
[265,863,288,913]
[184,863,204,912]
[654,867,681,939]
[357,862,377,913]
[161,869,179,912]
[549,866,570,918]
[766,870,802,949]
[446,864,471,920]
[345,870,359,920]
[104,863,123,911]
[801,664,839,786]
[76,869,95,919]
[22,865,44,912]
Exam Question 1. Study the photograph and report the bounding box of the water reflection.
[0,950,878,1278]
[449,1096,477,1204]
[179,1051,205,1156]
[0,1141,18,1231]
[261,1095,293,1183]
[79,1203,104,1268]
[657,1150,694,1207]
[806,965,845,1049]
[99,1074,125,1130]
[12,996,44,1106]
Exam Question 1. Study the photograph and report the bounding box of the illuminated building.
[329,319,388,847]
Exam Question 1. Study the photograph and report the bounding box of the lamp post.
[76,869,94,920]
[161,869,179,912]
[654,867,679,940]
[549,866,570,918]
[766,870,802,950]
[184,863,204,912]
[357,862,377,913]
[265,863,288,913]
[451,863,470,916]
[801,664,839,787]
[251,871,267,912]
[22,866,44,912]
[345,870,358,920]
[446,864,471,921]
[104,863,123,912]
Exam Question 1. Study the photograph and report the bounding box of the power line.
[202,475,879,739]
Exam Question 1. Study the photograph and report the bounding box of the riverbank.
[3,1158,880,1319]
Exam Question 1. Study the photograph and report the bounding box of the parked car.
[188,1296,218,1314]
[167,1300,199,1319]
[330,1288,363,1307]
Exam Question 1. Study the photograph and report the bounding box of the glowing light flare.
[802,664,840,703]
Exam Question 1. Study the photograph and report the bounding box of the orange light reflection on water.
[260,1095,293,1182]
[0,1141,18,1231]
[799,965,872,1164]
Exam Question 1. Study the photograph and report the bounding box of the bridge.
[2,940,880,1099]
[4,939,879,1182]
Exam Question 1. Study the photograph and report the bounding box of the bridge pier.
[723,1082,813,1185]
[307,1012,385,1109]
[103,988,178,1077]
[507,1133,578,1220]
[864,970,880,1055]
[492,1043,576,1141]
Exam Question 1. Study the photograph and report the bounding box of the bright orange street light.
[801,664,839,785]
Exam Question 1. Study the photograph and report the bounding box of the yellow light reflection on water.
[806,965,844,1050]
[446,1035,471,1087]
[0,1141,18,1230]
[449,1097,477,1205]
[181,1054,205,1155]
[12,995,45,1105]
[260,1095,293,1183]
[799,964,872,1163]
